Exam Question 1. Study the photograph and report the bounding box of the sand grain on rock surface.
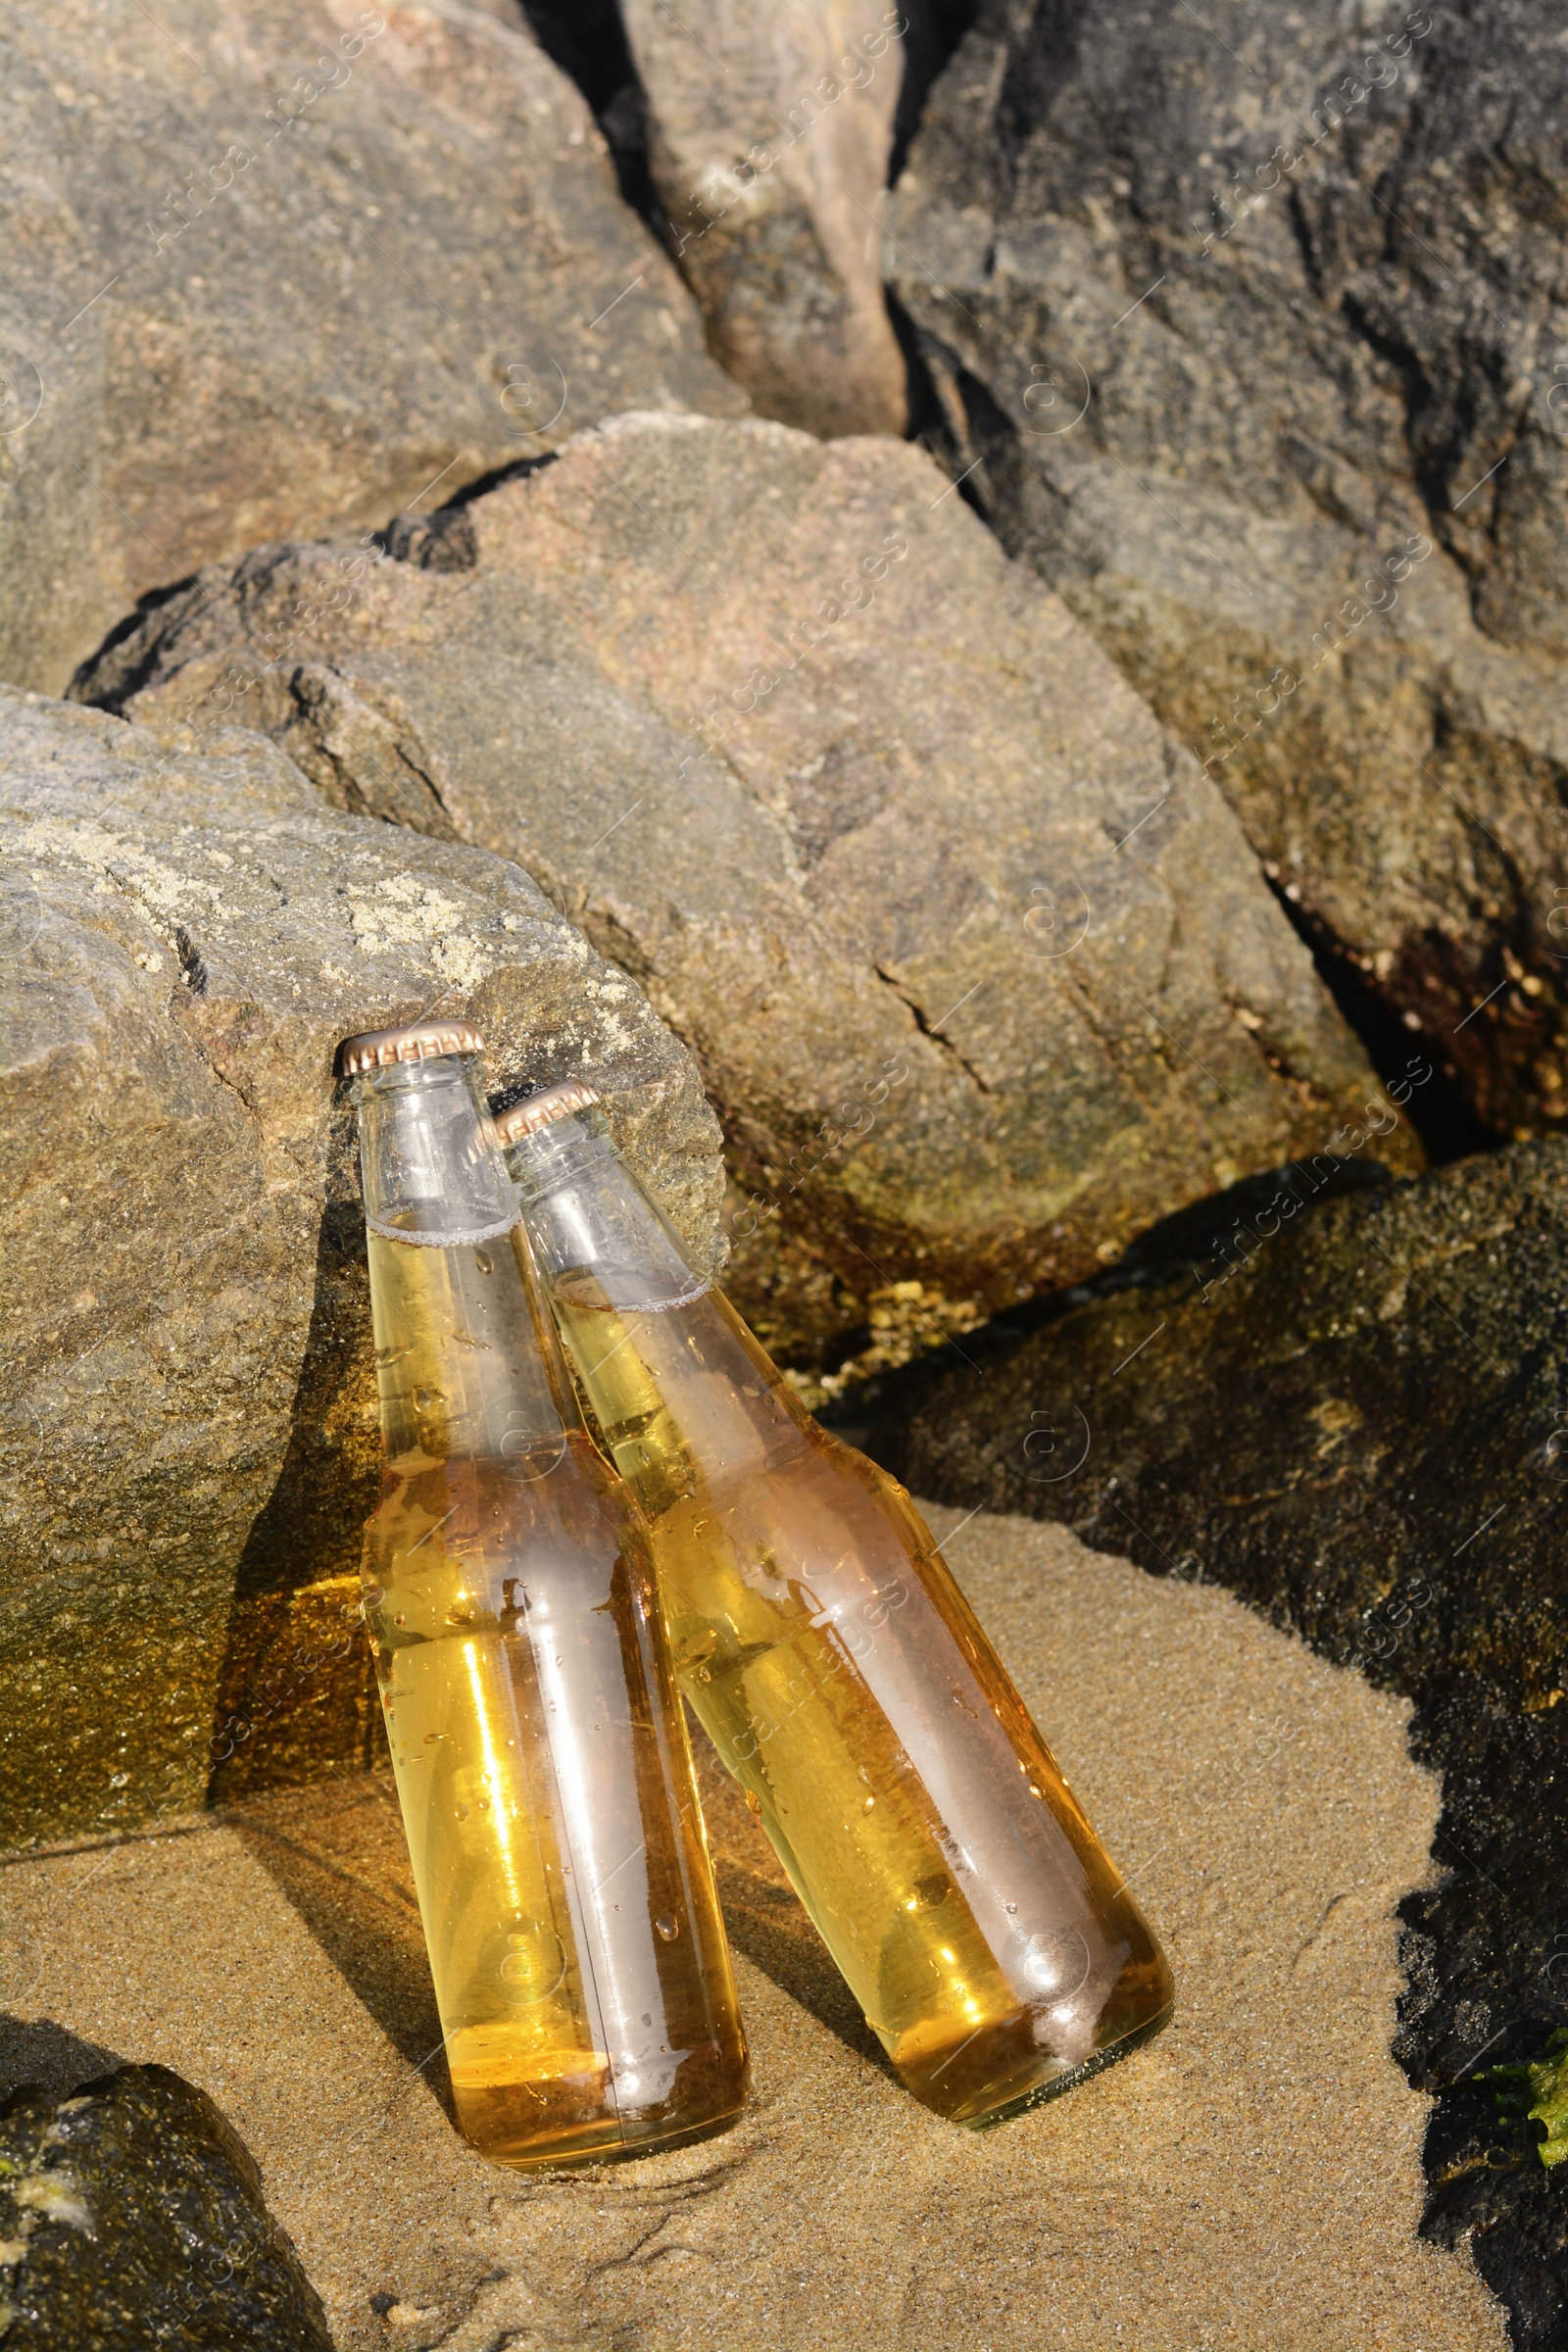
[0,1511,1503,2349]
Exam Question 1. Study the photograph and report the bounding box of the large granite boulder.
[0,0,744,697]
[75,411,1415,1353]
[0,686,723,1847]
[875,1139,1568,2345]
[620,0,908,437]
[889,0,1568,1140]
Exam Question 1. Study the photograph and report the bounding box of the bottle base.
[473,2099,748,2175]
[960,1998,1175,2132]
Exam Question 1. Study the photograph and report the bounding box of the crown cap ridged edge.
[493,1080,601,1144]
[337,1019,484,1076]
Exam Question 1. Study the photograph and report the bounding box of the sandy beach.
[0,1508,1504,2350]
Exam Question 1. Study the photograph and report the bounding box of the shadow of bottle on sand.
[222,1773,456,2126]
[225,1731,898,2139]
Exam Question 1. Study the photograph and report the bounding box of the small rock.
[0,2063,332,2350]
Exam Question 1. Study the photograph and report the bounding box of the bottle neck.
[352,1055,518,1247]
[352,1053,582,1472]
[506,1112,710,1314]
[507,1108,814,1508]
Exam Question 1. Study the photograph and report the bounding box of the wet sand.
[0,1509,1504,2349]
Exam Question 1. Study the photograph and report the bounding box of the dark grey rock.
[889,0,1568,1140]
[0,686,722,1846]
[0,0,744,697]
[0,2062,332,2350]
[873,1138,1568,2347]
[74,410,1413,1356]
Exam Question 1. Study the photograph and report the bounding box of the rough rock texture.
[889,0,1568,1139]
[0,2062,332,2350]
[0,0,745,697]
[76,410,1414,1352]
[0,686,723,1848]
[0,1513,1506,2349]
[876,1143,1568,2349]
[621,0,908,438]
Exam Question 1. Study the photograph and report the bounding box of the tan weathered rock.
[0,686,722,1847]
[622,0,908,437]
[889,0,1568,1138]
[0,0,744,696]
[80,412,1416,1348]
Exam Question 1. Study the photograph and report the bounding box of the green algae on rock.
[1484,2030,1568,2173]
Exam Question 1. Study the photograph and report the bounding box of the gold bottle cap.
[493,1079,601,1145]
[338,1018,484,1075]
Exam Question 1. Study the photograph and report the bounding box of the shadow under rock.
[223,1774,453,2124]
[0,2017,126,2102]
[206,1173,389,1813]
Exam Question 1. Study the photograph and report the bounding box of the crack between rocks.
[290,665,462,843]
[177,1017,269,1133]
[873,961,993,1093]
[389,734,455,826]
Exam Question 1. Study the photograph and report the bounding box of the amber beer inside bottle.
[342,1026,747,2170]
[501,1085,1173,2128]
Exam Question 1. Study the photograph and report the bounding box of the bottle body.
[508,1105,1173,2127]
[351,1048,747,2169]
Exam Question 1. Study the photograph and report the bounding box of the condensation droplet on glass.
[474,1250,493,1274]
[861,1794,875,1813]
[744,1788,761,1816]
[655,1913,680,1940]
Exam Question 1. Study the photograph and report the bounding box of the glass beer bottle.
[499,1083,1173,2129]
[341,1023,747,2170]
